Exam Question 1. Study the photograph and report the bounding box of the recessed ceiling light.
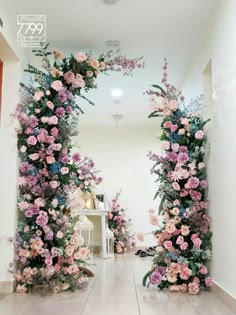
[105,40,120,47]
[102,0,120,5]
[111,88,123,98]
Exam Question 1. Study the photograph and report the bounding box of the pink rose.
[27,136,37,145]
[191,233,199,241]
[193,238,202,248]
[198,162,205,169]
[51,199,58,207]
[176,236,184,245]
[45,257,52,266]
[100,61,106,69]
[89,58,100,69]
[178,128,185,135]
[46,156,55,164]
[169,100,178,110]
[48,116,58,125]
[149,215,158,226]
[41,116,48,124]
[46,136,55,144]
[61,167,69,175]
[200,265,208,275]
[86,70,93,77]
[205,276,213,286]
[46,90,51,95]
[162,140,170,150]
[180,242,188,250]
[30,153,39,160]
[56,231,64,239]
[171,124,178,132]
[171,143,179,152]
[25,127,32,135]
[181,118,189,125]
[72,78,85,88]
[163,121,172,129]
[33,91,44,102]
[51,80,63,91]
[64,71,75,84]
[172,182,180,191]
[51,127,58,137]
[136,232,144,242]
[52,50,63,60]
[173,199,180,206]
[164,240,172,250]
[195,130,204,139]
[75,52,87,62]
[46,101,54,110]
[49,181,59,189]
[52,143,62,151]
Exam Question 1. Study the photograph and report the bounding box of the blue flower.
[48,162,61,174]
[169,132,181,144]
[179,207,186,217]
[56,195,66,205]
[165,253,179,261]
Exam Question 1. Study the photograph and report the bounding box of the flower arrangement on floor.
[142,59,212,295]
[108,191,136,253]
[12,44,143,293]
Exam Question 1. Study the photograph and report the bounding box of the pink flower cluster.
[143,60,212,295]
[108,192,135,253]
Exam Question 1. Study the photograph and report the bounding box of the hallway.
[0,254,234,315]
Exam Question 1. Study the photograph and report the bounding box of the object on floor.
[106,226,115,258]
[74,215,94,257]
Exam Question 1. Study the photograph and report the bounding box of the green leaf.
[151,84,166,95]
[143,270,152,287]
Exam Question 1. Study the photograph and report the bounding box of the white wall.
[182,0,236,298]
[74,125,161,246]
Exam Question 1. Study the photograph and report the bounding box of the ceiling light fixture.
[111,88,123,98]
[105,40,120,47]
[102,0,120,5]
[112,114,123,127]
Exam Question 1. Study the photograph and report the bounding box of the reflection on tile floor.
[0,253,235,315]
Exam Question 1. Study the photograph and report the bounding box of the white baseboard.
[0,281,15,293]
[212,282,236,313]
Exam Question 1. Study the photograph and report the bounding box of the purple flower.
[58,88,69,103]
[157,266,166,276]
[26,175,38,187]
[200,180,208,189]
[28,204,40,215]
[60,155,70,164]
[177,152,189,164]
[72,153,81,162]
[28,115,39,128]
[66,106,73,113]
[150,271,163,285]
[25,209,33,217]
[55,107,65,117]
[36,211,48,227]
[190,190,202,201]
[179,146,188,153]
[19,162,33,174]
[188,177,200,189]
[166,151,178,162]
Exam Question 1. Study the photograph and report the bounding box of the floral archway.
[12,44,144,293]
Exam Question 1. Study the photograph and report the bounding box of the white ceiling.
[3,0,218,127]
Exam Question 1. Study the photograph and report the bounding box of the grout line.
[131,259,141,315]
[184,293,201,315]
[80,262,101,315]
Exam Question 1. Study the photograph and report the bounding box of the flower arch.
[142,60,212,295]
[12,44,144,293]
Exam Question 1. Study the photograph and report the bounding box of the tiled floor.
[0,253,235,315]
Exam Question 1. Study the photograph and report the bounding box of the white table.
[75,209,109,258]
